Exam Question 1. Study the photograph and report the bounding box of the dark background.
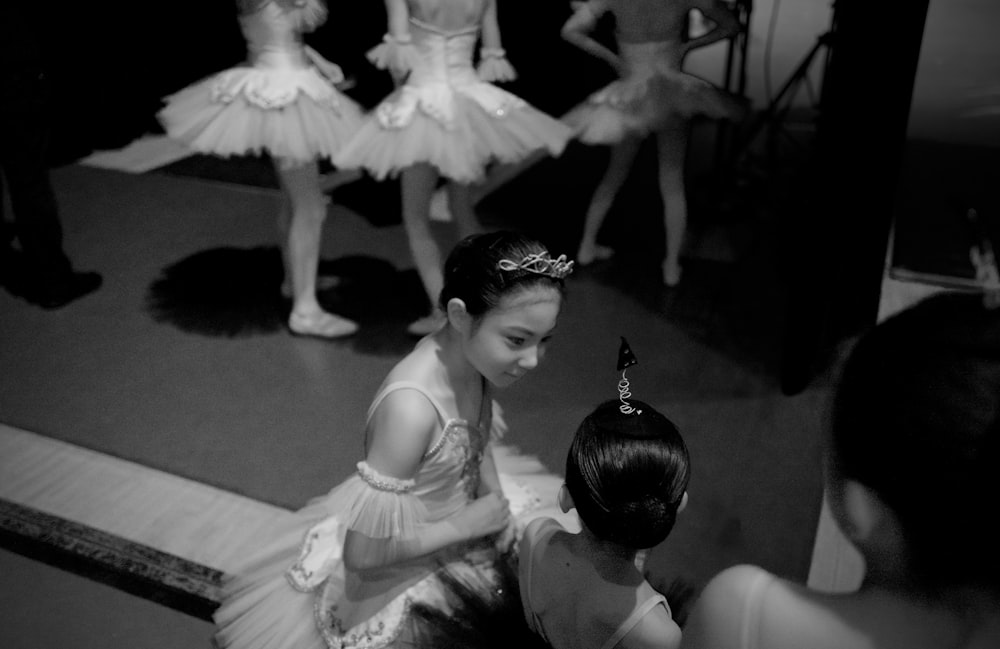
[41,1,613,163]
[31,0,989,392]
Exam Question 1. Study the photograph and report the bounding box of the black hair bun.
[604,495,677,548]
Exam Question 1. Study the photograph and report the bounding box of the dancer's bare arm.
[561,1,623,73]
[683,0,740,55]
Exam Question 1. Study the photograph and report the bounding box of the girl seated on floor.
[213,230,575,649]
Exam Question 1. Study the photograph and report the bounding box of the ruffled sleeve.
[476,53,517,83]
[366,34,421,76]
[341,461,429,538]
[286,463,429,591]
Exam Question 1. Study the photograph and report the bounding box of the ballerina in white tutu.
[334,0,573,337]
[158,0,362,338]
[563,0,747,286]
[213,231,575,649]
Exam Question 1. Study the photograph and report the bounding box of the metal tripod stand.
[728,6,838,173]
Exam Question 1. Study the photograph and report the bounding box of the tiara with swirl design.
[497,252,575,279]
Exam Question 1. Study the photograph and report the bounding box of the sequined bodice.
[364,380,491,522]
[406,18,480,87]
[413,417,489,518]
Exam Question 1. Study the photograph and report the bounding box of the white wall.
[686,0,835,108]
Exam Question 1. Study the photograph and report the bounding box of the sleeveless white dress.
[564,2,747,143]
[213,379,567,649]
[158,0,363,165]
[333,17,573,183]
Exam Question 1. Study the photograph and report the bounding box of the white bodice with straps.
[210,0,345,110]
[373,18,527,130]
[282,380,494,649]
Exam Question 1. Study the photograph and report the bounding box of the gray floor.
[0,154,830,645]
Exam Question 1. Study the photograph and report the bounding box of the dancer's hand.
[304,45,345,83]
[455,492,511,540]
[314,59,345,84]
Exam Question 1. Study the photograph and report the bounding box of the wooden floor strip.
[0,424,294,574]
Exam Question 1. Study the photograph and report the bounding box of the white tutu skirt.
[333,89,572,184]
[213,443,573,649]
[158,65,365,165]
[566,71,748,145]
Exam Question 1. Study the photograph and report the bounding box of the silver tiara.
[497,252,575,279]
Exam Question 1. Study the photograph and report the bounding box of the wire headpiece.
[497,252,575,280]
[617,336,640,415]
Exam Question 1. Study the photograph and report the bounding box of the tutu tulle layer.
[566,50,748,145]
[213,444,571,649]
[334,91,571,184]
[567,72,748,144]
[214,495,339,649]
[158,67,364,165]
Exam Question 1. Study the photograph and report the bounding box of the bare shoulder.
[680,565,780,649]
[701,563,777,601]
[365,383,440,476]
[520,517,561,553]
[369,386,438,437]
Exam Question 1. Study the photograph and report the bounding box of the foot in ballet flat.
[288,309,358,339]
[662,261,682,287]
[576,243,615,266]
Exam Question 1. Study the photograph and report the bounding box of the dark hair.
[565,399,690,549]
[831,292,1000,590]
[438,231,569,318]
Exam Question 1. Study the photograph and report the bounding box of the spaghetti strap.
[520,518,564,642]
[366,380,451,426]
[600,592,669,649]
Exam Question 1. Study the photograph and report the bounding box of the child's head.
[439,231,573,387]
[439,231,571,319]
[829,292,1000,591]
[564,399,690,549]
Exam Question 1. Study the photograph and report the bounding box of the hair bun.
[605,496,676,548]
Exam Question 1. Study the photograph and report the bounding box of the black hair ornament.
[617,337,641,415]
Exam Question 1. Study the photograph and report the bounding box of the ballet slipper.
[289,309,359,339]
[576,243,614,266]
[662,261,683,287]
[406,312,447,337]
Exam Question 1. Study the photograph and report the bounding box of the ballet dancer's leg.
[576,136,643,265]
[274,158,358,338]
[401,163,447,336]
[655,117,690,287]
[278,190,341,298]
[277,192,294,299]
[446,181,483,240]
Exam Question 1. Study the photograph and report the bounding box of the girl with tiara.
[680,292,1000,649]
[213,230,576,649]
[562,0,747,285]
[333,0,573,337]
[408,339,691,649]
[158,0,362,339]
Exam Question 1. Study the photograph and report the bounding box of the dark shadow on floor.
[145,246,431,357]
